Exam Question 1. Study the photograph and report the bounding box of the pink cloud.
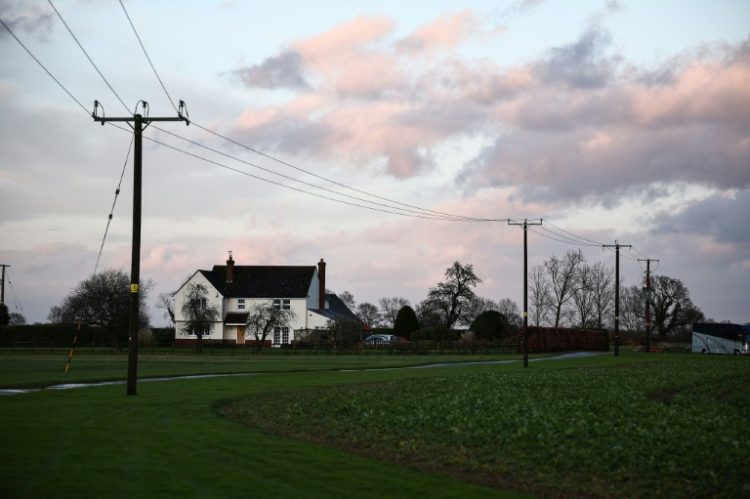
[630,58,750,128]
[397,10,480,54]
[295,15,394,61]
[232,18,750,197]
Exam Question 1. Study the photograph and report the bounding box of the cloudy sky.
[1,0,748,325]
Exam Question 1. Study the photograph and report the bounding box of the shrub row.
[523,326,610,353]
[0,323,115,347]
[0,324,177,348]
[149,328,176,347]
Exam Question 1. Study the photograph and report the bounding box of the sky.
[1,0,748,326]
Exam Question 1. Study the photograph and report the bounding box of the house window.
[188,324,211,337]
[238,299,245,310]
[273,326,290,345]
[191,297,207,312]
[273,299,291,310]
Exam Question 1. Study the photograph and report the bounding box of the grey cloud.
[536,26,616,88]
[0,1,54,40]
[458,124,750,205]
[511,87,633,131]
[519,0,547,12]
[233,115,332,156]
[651,190,750,245]
[233,50,309,89]
[456,33,750,205]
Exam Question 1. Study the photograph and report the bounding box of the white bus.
[692,322,749,355]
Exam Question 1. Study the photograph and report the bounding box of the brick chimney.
[226,251,235,284]
[318,258,326,310]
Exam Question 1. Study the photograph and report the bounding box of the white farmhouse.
[174,254,359,347]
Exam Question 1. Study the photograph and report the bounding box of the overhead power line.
[48,1,506,222]
[150,125,489,221]
[7,4,662,249]
[543,220,605,246]
[537,219,655,265]
[94,135,134,274]
[47,0,130,113]
[115,0,499,222]
[533,226,601,247]
[0,17,88,114]
[142,134,479,221]
[5,11,502,223]
[117,0,178,113]
[5,270,26,318]
[190,122,498,222]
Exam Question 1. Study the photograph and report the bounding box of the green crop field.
[1,351,747,498]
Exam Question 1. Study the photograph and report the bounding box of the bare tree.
[463,296,499,325]
[591,262,614,329]
[181,283,220,353]
[156,290,176,327]
[337,291,356,311]
[325,317,362,349]
[497,297,522,327]
[378,297,410,327]
[245,300,297,353]
[620,285,646,333]
[426,261,482,329]
[572,261,596,328]
[8,311,26,325]
[356,302,380,327]
[545,250,583,327]
[529,264,551,326]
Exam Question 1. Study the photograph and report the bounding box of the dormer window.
[273,299,291,310]
[238,299,245,310]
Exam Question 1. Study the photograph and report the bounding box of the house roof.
[200,265,316,298]
[310,293,361,323]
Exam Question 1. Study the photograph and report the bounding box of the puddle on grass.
[1,352,604,396]
[339,351,605,372]
[0,373,256,397]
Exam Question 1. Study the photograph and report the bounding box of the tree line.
[336,261,522,333]
[527,250,703,336]
[33,253,705,347]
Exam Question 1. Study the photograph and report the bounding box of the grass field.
[1,350,747,498]
[0,350,530,389]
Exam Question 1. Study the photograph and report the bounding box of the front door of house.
[237,326,245,345]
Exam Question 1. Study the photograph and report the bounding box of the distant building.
[174,254,359,347]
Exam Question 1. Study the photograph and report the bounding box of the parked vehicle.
[692,322,749,355]
[363,334,400,345]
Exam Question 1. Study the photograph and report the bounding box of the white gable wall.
[174,271,224,341]
[306,310,333,330]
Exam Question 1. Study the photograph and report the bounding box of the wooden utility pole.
[93,100,189,395]
[0,264,8,305]
[638,258,659,353]
[508,219,543,367]
[603,241,631,356]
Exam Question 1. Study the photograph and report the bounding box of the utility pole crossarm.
[93,116,187,122]
[507,218,543,227]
